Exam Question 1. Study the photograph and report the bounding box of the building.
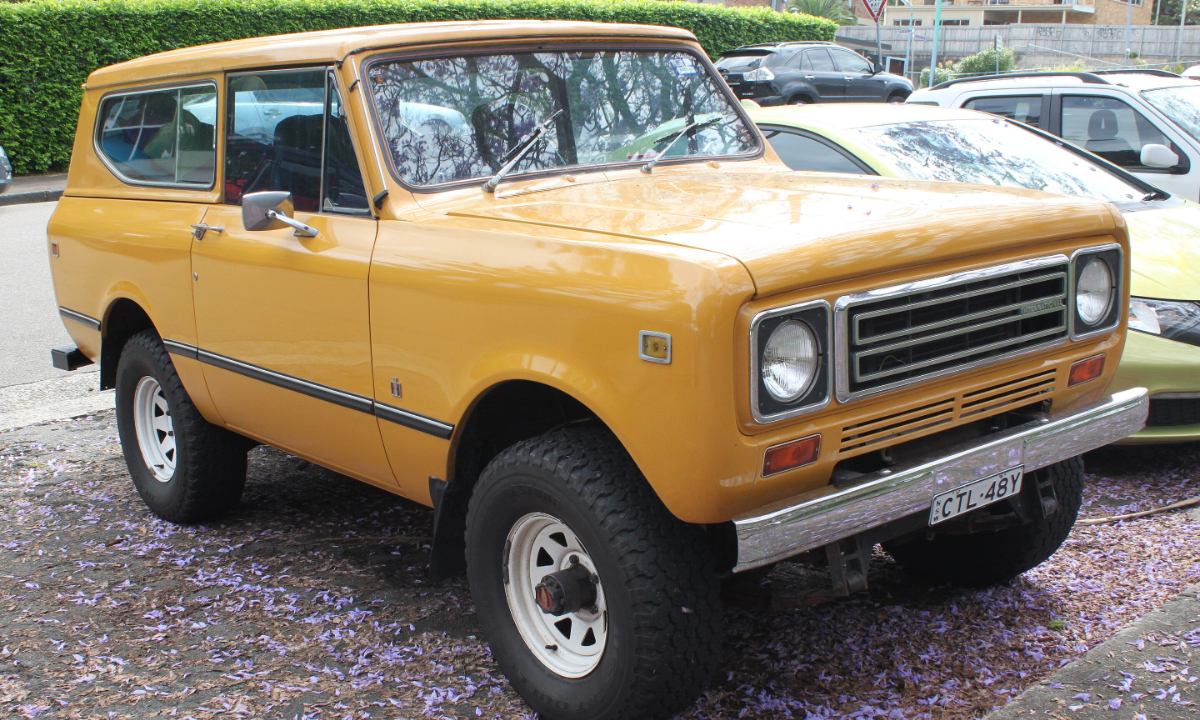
[854,0,1152,27]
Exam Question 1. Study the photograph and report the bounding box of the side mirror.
[871,61,884,74]
[241,190,318,238]
[1141,143,1180,169]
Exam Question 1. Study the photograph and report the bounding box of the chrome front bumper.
[733,387,1149,572]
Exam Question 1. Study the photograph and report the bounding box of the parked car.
[1182,65,1200,80]
[909,70,1200,201]
[0,145,11,194]
[750,101,1200,442]
[716,41,912,105]
[49,21,1146,720]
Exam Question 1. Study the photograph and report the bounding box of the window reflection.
[853,118,1145,203]
[367,49,758,187]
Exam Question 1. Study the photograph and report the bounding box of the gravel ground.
[1,411,1197,719]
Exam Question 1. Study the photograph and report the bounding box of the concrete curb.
[0,392,114,432]
[985,583,1200,719]
[0,189,64,207]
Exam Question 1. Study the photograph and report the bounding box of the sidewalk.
[0,173,67,206]
[987,583,1200,719]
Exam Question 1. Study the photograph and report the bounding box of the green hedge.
[0,0,834,174]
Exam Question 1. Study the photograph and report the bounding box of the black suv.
[716,42,913,105]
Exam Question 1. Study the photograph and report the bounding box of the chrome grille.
[836,257,1070,400]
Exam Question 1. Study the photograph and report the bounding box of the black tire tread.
[467,427,722,720]
[884,456,1084,587]
[117,330,246,523]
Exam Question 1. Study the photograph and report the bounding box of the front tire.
[115,330,247,523]
[884,456,1085,587]
[465,427,722,720]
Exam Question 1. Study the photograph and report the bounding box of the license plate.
[929,466,1023,525]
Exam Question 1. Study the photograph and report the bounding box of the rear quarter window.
[96,85,217,187]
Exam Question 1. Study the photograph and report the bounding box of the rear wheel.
[115,330,247,523]
[884,457,1084,587]
[465,427,722,720]
[790,95,812,106]
[887,92,908,104]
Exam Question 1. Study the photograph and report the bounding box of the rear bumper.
[732,387,1149,572]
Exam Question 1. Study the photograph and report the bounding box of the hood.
[432,169,1118,297]
[1125,200,1200,300]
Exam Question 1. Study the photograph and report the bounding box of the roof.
[920,69,1190,95]
[750,102,984,133]
[85,20,698,89]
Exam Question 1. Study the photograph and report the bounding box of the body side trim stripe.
[163,341,455,439]
[197,349,375,414]
[59,307,102,331]
[374,402,455,440]
[162,339,199,360]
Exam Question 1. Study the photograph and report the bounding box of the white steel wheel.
[504,512,608,678]
[132,376,176,483]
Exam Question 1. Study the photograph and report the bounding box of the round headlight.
[762,320,818,403]
[1076,258,1113,326]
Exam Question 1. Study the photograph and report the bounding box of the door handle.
[805,75,816,79]
[190,223,224,241]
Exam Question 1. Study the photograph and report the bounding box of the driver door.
[191,68,394,487]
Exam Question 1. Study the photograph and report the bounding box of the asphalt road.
[0,201,74,387]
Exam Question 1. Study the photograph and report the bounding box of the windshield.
[851,117,1151,204]
[1142,85,1200,142]
[367,49,758,188]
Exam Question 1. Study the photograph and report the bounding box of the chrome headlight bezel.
[750,300,831,423]
[1069,244,1123,341]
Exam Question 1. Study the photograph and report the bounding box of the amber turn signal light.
[763,434,821,477]
[1068,354,1105,387]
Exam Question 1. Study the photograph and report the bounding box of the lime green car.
[748,102,1200,443]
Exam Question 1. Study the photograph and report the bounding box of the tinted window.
[225,70,326,209]
[1061,95,1172,170]
[963,95,1043,128]
[792,52,813,71]
[97,86,216,186]
[323,78,370,212]
[832,49,872,74]
[765,130,867,174]
[807,49,836,72]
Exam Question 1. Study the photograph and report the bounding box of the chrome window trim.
[1068,243,1125,342]
[749,299,832,424]
[360,41,764,194]
[93,81,219,191]
[833,254,1072,404]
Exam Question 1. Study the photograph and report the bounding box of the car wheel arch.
[431,378,628,581]
[100,297,156,390]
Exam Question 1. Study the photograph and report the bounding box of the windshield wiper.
[482,109,563,194]
[640,116,723,174]
[1141,188,1171,202]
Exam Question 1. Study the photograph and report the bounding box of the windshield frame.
[360,41,764,193]
[850,114,1176,211]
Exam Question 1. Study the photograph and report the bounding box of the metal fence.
[838,23,1200,75]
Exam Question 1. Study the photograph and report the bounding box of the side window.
[323,75,370,213]
[963,95,1043,128]
[97,85,217,186]
[225,69,326,209]
[764,129,868,174]
[832,49,872,74]
[790,52,812,71]
[1061,95,1173,170]
[808,49,836,72]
